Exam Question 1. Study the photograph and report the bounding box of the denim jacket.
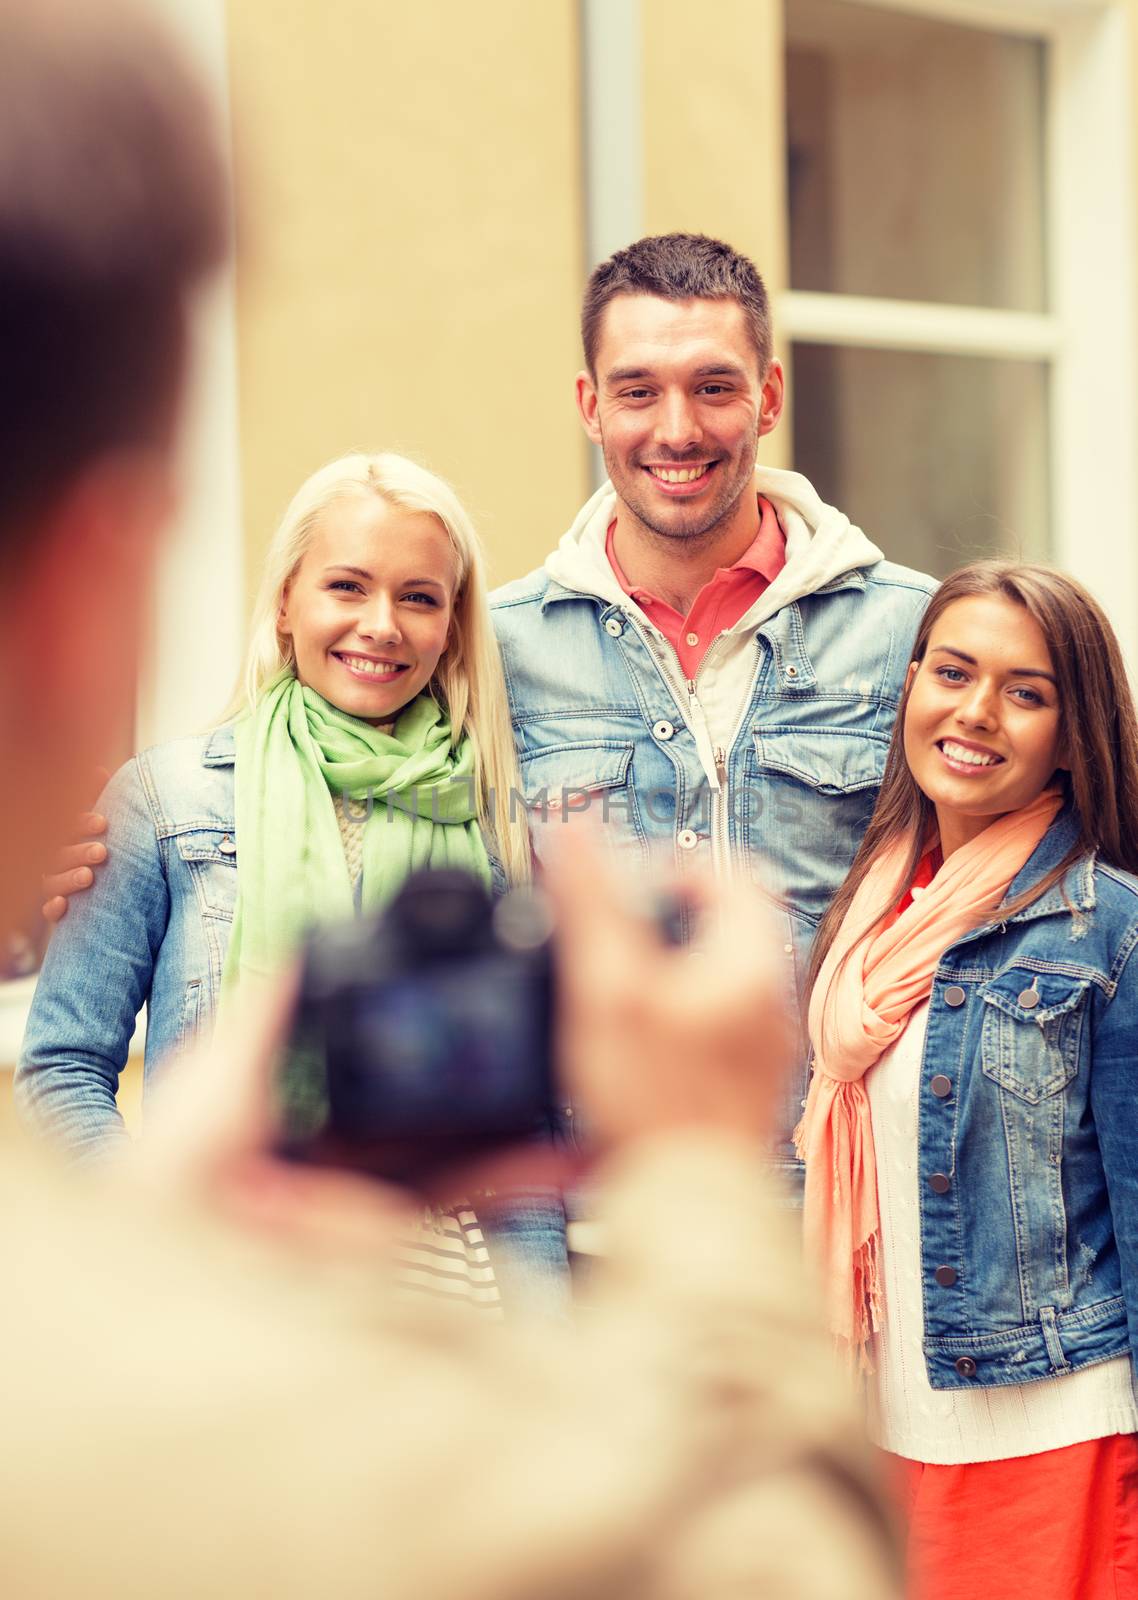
[491,469,934,1164]
[911,810,1138,1390]
[18,726,239,1153]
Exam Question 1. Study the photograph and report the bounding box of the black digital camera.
[274,870,558,1186]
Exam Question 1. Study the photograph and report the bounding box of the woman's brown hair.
[807,561,1138,994]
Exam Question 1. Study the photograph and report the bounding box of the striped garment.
[396,1207,502,1319]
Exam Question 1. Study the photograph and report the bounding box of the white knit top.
[867,1001,1138,1463]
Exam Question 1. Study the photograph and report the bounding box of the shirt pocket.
[174,827,238,920]
[517,742,646,862]
[980,971,1090,1103]
[744,728,887,922]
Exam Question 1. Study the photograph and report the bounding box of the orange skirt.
[886,1435,1138,1600]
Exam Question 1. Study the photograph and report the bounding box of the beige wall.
[226,1,589,600]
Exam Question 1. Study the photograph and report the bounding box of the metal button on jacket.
[218,836,237,855]
[678,829,699,851]
[934,1265,958,1287]
[929,1172,951,1195]
[784,664,798,679]
[604,617,623,637]
[943,984,966,1007]
[652,719,675,742]
[1018,987,1040,1009]
[930,1074,953,1098]
[954,1356,978,1379]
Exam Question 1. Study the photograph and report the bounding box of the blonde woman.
[19,452,568,1314]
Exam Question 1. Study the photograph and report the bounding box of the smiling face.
[278,494,457,724]
[902,593,1066,857]
[575,293,783,548]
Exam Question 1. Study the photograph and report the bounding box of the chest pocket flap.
[751,729,887,795]
[981,971,1090,1102]
[174,827,237,865]
[518,742,633,805]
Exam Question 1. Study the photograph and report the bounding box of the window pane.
[786,0,1047,311]
[790,344,1050,577]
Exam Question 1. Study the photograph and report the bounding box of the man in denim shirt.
[491,233,935,1171]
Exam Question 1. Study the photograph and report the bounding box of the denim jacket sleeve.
[16,758,170,1160]
[1088,932,1138,1378]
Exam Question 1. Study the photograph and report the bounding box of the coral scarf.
[796,789,1063,1363]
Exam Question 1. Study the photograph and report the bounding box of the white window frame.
[779,0,1138,668]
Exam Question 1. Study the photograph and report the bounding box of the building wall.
[226,0,589,597]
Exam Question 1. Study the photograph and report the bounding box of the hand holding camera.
[273,831,788,1189]
[137,833,788,1238]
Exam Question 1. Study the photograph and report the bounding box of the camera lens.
[392,870,493,956]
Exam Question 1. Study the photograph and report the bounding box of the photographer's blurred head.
[0,0,227,933]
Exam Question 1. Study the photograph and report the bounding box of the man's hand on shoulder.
[41,808,109,923]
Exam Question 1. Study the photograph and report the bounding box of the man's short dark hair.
[581,233,773,377]
[0,0,228,552]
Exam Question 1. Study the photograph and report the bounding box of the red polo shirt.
[895,845,944,918]
[605,495,787,677]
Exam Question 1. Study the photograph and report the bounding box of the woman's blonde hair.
[229,451,530,884]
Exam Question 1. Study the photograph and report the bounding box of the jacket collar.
[540,576,598,612]
[539,564,871,614]
[1001,805,1095,922]
[947,807,1093,962]
[202,723,236,767]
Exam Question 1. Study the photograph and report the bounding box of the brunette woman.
[798,561,1138,1598]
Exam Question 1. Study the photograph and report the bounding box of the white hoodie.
[543,466,885,781]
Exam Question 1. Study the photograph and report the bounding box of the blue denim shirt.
[910,810,1138,1390]
[17,724,570,1311]
[492,556,934,1167]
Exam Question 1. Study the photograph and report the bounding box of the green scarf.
[222,673,490,993]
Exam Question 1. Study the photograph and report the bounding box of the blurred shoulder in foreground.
[3,835,898,1599]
